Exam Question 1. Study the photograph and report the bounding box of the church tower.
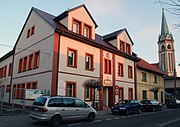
[158,8,176,76]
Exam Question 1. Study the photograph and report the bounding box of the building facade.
[137,58,165,103]
[0,4,139,110]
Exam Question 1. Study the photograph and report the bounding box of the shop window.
[142,90,147,99]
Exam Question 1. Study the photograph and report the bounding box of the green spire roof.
[161,8,169,37]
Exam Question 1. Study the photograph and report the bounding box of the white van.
[30,96,97,126]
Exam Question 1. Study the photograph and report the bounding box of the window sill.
[67,65,77,68]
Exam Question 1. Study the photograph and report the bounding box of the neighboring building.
[137,58,165,103]
[157,9,180,100]
[0,4,139,110]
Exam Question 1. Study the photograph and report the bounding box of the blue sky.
[0,0,180,73]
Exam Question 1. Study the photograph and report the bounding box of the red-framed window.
[128,66,133,78]
[84,87,93,101]
[128,88,133,100]
[6,85,11,93]
[67,48,77,68]
[66,82,76,97]
[8,63,12,76]
[126,44,131,54]
[118,63,124,77]
[34,51,40,68]
[85,53,94,71]
[3,65,7,77]
[28,54,33,70]
[23,56,27,72]
[120,41,125,52]
[0,67,2,78]
[104,59,111,74]
[27,29,31,38]
[18,58,23,73]
[31,26,35,36]
[83,24,91,38]
[72,19,82,34]
[119,87,124,101]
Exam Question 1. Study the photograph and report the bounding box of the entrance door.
[108,87,113,107]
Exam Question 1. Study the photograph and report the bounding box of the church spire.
[161,8,169,37]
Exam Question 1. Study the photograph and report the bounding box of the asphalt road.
[0,109,180,127]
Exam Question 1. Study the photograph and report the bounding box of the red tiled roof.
[137,57,164,75]
[151,63,159,68]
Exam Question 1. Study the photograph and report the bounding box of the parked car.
[140,100,162,112]
[30,96,97,126]
[111,100,142,115]
[166,99,180,108]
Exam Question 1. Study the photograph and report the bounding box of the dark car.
[111,100,142,115]
[140,100,162,112]
[166,99,180,108]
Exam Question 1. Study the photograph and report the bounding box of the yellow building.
[137,58,165,103]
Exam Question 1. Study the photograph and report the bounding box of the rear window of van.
[33,96,47,106]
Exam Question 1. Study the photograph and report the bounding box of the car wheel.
[87,113,95,122]
[51,115,61,126]
[152,108,156,112]
[126,110,129,115]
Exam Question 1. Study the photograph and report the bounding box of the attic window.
[27,25,35,38]
[72,19,81,34]
[83,24,91,38]
[126,44,131,54]
[120,41,125,52]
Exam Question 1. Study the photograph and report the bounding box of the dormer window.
[84,24,91,38]
[120,41,125,52]
[72,19,81,34]
[126,44,131,54]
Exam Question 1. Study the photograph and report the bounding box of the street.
[0,109,180,127]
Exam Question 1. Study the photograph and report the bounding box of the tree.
[156,0,180,29]
[82,78,102,108]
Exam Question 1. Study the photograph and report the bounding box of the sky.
[0,0,180,75]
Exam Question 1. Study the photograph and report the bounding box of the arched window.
[167,44,171,49]
[161,45,165,51]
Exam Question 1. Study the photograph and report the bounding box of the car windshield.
[150,100,159,104]
[33,96,47,106]
[117,100,131,106]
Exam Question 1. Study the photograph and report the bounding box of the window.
[154,91,158,100]
[142,72,147,82]
[3,65,7,77]
[142,90,147,99]
[27,29,30,38]
[8,63,12,76]
[161,45,165,51]
[0,68,2,78]
[23,56,27,72]
[67,48,77,68]
[85,53,93,71]
[153,75,157,83]
[120,41,125,52]
[31,26,35,35]
[48,98,63,107]
[128,88,133,100]
[6,85,11,93]
[66,82,76,97]
[72,19,81,34]
[118,63,124,77]
[34,51,40,68]
[128,66,133,78]
[119,87,124,101]
[75,99,85,107]
[18,58,23,73]
[28,54,33,70]
[85,87,92,101]
[126,44,131,54]
[84,24,91,38]
[63,98,75,107]
[104,59,111,74]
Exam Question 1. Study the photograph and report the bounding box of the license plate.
[114,110,118,112]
